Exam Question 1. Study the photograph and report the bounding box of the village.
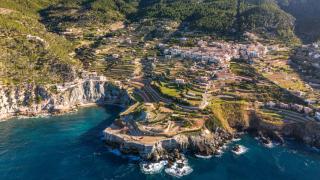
[58,21,320,139]
[4,18,317,140]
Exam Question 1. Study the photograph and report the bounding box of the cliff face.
[104,130,187,160]
[249,111,320,148]
[104,124,232,160]
[283,121,320,148]
[210,100,320,148]
[0,79,133,120]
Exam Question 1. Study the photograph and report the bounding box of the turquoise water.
[0,106,320,180]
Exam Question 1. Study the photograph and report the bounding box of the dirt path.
[0,8,14,15]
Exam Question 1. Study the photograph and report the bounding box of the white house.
[304,107,313,115]
[175,79,186,84]
[266,101,276,108]
[315,112,320,121]
[165,55,172,60]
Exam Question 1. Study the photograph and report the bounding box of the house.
[291,104,304,112]
[304,107,313,115]
[305,99,317,105]
[315,112,320,121]
[312,43,319,49]
[175,79,186,84]
[197,40,207,47]
[114,81,122,87]
[147,57,156,61]
[158,43,165,47]
[180,37,188,41]
[293,91,305,97]
[112,54,120,59]
[125,38,132,44]
[198,76,209,83]
[163,49,170,55]
[314,54,320,59]
[279,102,290,109]
[187,92,196,97]
[165,55,172,60]
[248,51,259,58]
[266,101,276,108]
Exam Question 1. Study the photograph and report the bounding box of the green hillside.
[40,0,139,32]
[278,0,320,43]
[132,0,296,41]
[39,0,298,40]
[1,0,319,85]
[0,0,80,85]
[0,0,58,16]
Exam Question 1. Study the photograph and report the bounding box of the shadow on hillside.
[288,47,320,91]
[39,4,81,33]
[279,0,320,44]
[78,105,122,149]
[231,59,306,105]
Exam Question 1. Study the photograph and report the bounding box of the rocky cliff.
[209,100,320,148]
[104,123,233,161]
[248,110,320,148]
[283,121,320,148]
[0,79,133,120]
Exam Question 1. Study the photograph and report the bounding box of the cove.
[0,106,320,180]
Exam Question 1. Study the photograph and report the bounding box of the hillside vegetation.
[0,0,80,85]
[40,0,140,32]
[40,0,298,40]
[132,0,296,41]
[278,0,320,43]
[1,0,319,85]
[209,98,250,133]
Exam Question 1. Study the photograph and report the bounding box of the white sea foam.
[195,154,212,159]
[263,141,274,148]
[16,114,51,120]
[140,160,168,174]
[232,138,241,142]
[222,144,228,150]
[232,145,248,155]
[165,157,193,178]
[214,148,224,157]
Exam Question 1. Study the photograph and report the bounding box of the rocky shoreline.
[1,76,320,164]
[0,78,133,121]
[104,123,239,161]
[103,105,320,163]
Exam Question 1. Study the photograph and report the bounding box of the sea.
[0,106,319,180]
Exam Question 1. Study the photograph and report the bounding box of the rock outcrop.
[283,121,320,148]
[251,111,320,148]
[104,124,232,160]
[0,79,133,120]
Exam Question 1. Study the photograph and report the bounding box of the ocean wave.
[165,157,193,178]
[263,141,275,148]
[195,154,212,159]
[214,148,224,157]
[222,143,229,150]
[140,160,168,174]
[16,114,51,120]
[232,145,248,155]
[232,138,241,142]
